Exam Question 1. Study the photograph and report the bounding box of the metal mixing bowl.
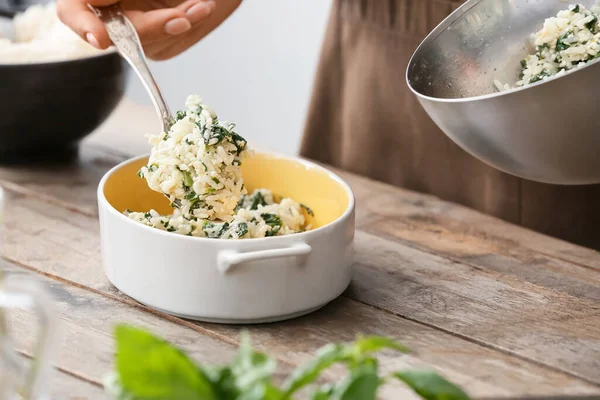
[406,0,600,185]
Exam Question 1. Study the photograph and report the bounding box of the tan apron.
[301,0,600,250]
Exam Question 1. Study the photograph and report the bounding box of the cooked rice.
[126,95,313,239]
[137,95,249,222]
[127,189,311,239]
[0,2,108,64]
[495,4,600,91]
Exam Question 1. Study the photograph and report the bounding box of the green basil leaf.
[231,333,277,391]
[237,382,284,400]
[393,370,471,400]
[311,383,335,400]
[282,344,350,397]
[203,366,239,400]
[332,362,379,400]
[352,336,410,357]
[114,325,217,400]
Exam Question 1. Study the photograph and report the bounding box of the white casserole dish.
[97,152,355,323]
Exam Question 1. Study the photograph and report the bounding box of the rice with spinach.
[495,4,600,91]
[127,189,311,239]
[137,95,247,221]
[126,95,312,239]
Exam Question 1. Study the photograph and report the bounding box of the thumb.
[57,0,116,49]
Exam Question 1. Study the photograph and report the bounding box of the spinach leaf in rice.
[235,222,249,238]
[203,221,230,239]
[586,15,598,31]
[529,70,552,83]
[261,213,283,237]
[181,170,194,189]
[124,188,311,240]
[175,110,186,121]
[300,203,314,216]
[555,31,573,52]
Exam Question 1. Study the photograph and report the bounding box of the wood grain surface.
[1,100,599,399]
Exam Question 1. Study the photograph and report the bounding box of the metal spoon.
[91,3,172,133]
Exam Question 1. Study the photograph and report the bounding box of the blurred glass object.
[0,187,59,400]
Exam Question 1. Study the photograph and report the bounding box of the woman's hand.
[57,0,241,60]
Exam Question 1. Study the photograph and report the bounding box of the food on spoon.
[126,95,312,239]
[0,2,108,64]
[137,95,248,221]
[495,4,600,91]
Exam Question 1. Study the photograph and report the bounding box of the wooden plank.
[48,373,105,400]
[0,105,597,394]
[0,267,408,399]
[337,170,600,272]
[17,355,107,400]
[7,265,598,399]
[358,213,600,303]
[0,146,124,217]
[2,196,599,397]
[345,230,600,382]
[207,298,600,398]
[1,266,240,388]
[6,173,600,385]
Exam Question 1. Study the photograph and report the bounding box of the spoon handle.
[92,4,172,133]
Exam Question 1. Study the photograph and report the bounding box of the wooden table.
[2,99,600,400]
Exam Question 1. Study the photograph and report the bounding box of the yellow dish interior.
[103,153,351,229]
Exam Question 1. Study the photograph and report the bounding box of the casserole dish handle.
[217,243,312,273]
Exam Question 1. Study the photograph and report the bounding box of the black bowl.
[0,51,128,164]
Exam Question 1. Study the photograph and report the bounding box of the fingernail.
[186,1,214,20]
[164,17,192,35]
[85,32,100,49]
